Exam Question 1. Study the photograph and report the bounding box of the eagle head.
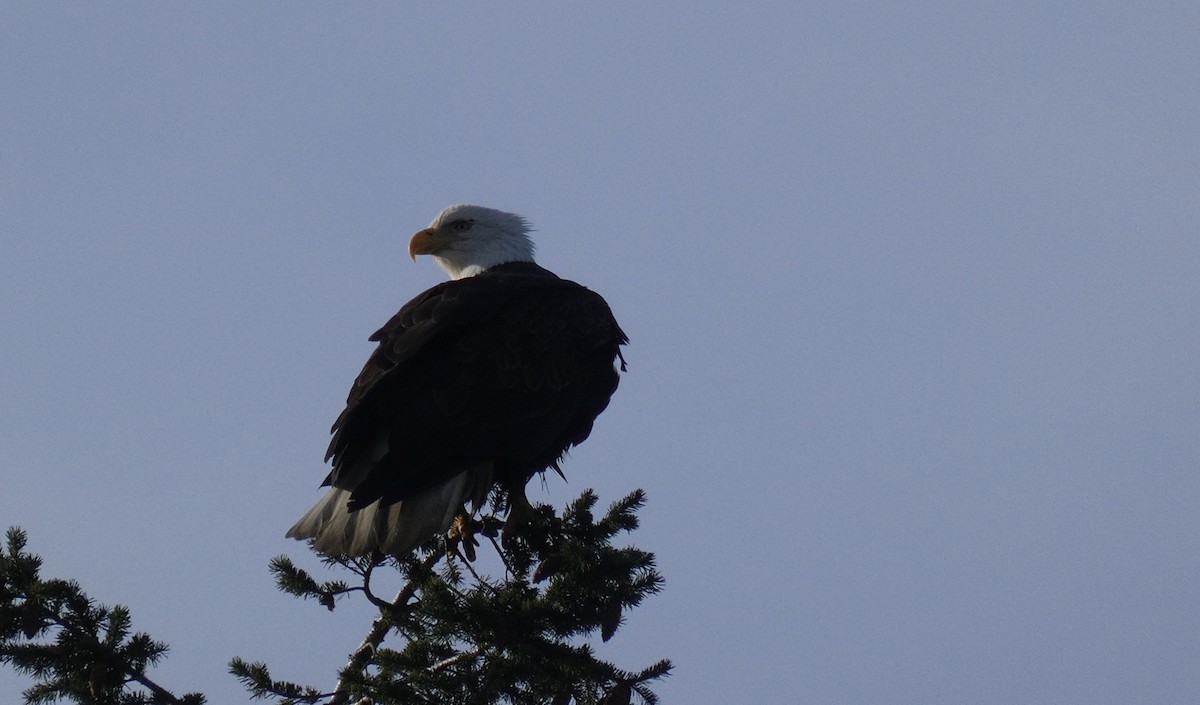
[409,204,535,280]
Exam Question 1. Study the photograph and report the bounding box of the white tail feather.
[286,466,490,556]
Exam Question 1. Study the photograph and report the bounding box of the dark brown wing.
[323,262,627,511]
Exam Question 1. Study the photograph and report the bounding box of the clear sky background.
[2,3,1198,704]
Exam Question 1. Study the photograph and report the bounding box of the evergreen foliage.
[0,527,205,704]
[2,490,669,705]
[233,489,671,705]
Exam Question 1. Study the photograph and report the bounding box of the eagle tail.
[286,465,491,556]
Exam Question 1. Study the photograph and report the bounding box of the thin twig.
[124,670,187,704]
[486,534,514,576]
[427,646,485,674]
[358,558,395,610]
[457,551,497,594]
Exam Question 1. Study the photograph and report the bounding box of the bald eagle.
[286,205,628,556]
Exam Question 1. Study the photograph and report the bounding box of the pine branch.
[0,527,206,705]
[228,657,331,704]
[426,646,486,674]
[235,489,672,705]
[328,551,442,705]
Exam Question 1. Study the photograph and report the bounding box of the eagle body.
[287,206,627,556]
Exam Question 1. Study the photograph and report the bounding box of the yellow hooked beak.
[408,227,450,261]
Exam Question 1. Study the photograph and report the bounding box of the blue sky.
[2,3,1198,703]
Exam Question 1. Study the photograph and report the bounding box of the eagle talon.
[447,513,480,562]
[480,514,503,539]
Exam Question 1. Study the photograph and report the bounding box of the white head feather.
[415,204,536,280]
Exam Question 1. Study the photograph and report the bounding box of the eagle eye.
[449,219,473,232]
